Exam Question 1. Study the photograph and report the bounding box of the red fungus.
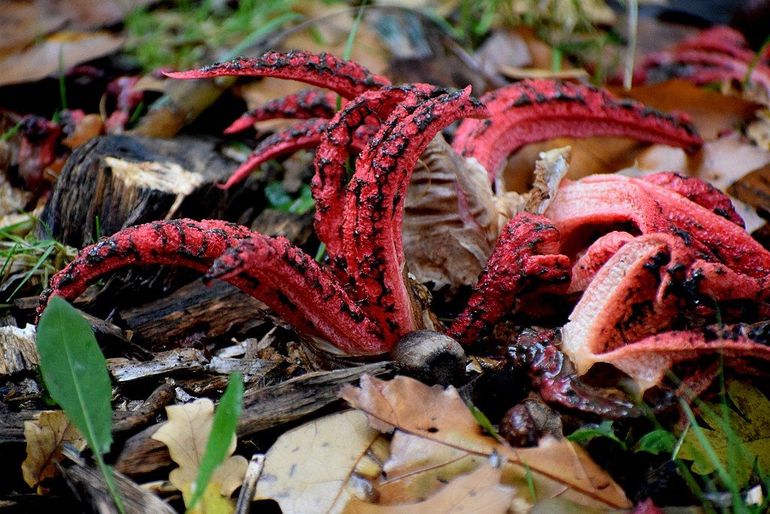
[452,80,703,181]
[169,51,703,193]
[339,87,489,337]
[545,173,770,280]
[448,212,571,344]
[223,118,330,189]
[224,89,339,134]
[634,26,770,98]
[39,82,487,356]
[165,50,391,99]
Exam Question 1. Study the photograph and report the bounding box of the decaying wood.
[39,134,266,248]
[107,349,208,383]
[235,454,265,514]
[115,363,392,475]
[116,280,272,349]
[113,383,176,434]
[61,451,176,514]
[0,325,37,376]
[238,362,392,435]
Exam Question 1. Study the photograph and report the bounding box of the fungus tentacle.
[223,118,330,189]
[641,172,744,226]
[166,50,391,99]
[224,89,339,134]
[546,174,770,279]
[313,84,448,261]
[340,87,489,339]
[453,80,702,181]
[39,219,388,355]
[207,236,387,355]
[448,212,571,344]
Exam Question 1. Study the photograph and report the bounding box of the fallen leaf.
[404,136,498,291]
[345,463,516,514]
[341,375,631,511]
[22,411,86,493]
[0,30,124,87]
[635,133,770,192]
[679,380,770,488]
[254,409,386,514]
[152,399,248,514]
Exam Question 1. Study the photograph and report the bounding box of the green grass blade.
[336,0,367,110]
[188,372,244,510]
[36,296,123,512]
[225,12,303,60]
[6,243,55,301]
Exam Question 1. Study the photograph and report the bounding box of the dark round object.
[391,330,466,385]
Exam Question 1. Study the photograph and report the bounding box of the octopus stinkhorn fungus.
[546,173,770,391]
[167,50,702,189]
[39,86,489,356]
[634,26,770,99]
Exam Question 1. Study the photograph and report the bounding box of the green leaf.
[264,181,293,211]
[678,380,770,488]
[635,429,676,455]
[288,184,314,215]
[265,182,315,215]
[568,421,627,450]
[37,297,113,456]
[189,372,244,510]
[36,296,124,512]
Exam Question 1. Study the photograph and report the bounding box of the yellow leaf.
[345,463,516,514]
[22,411,86,493]
[152,399,247,513]
[254,409,385,514]
[341,375,631,510]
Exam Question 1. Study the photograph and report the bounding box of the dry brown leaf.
[341,375,631,511]
[22,410,86,493]
[0,1,68,53]
[0,30,124,87]
[345,463,516,514]
[404,136,498,291]
[615,80,760,140]
[152,399,247,514]
[254,409,387,514]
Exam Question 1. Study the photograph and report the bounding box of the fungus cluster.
[633,26,770,99]
[38,50,770,411]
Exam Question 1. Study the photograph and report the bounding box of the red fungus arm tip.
[165,50,391,99]
[221,118,329,189]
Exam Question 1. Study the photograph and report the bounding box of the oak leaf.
[254,409,387,514]
[341,375,631,511]
[22,410,86,493]
[679,380,770,488]
[344,463,516,514]
[152,399,247,514]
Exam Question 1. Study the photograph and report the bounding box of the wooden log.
[40,134,269,248]
[116,279,272,349]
